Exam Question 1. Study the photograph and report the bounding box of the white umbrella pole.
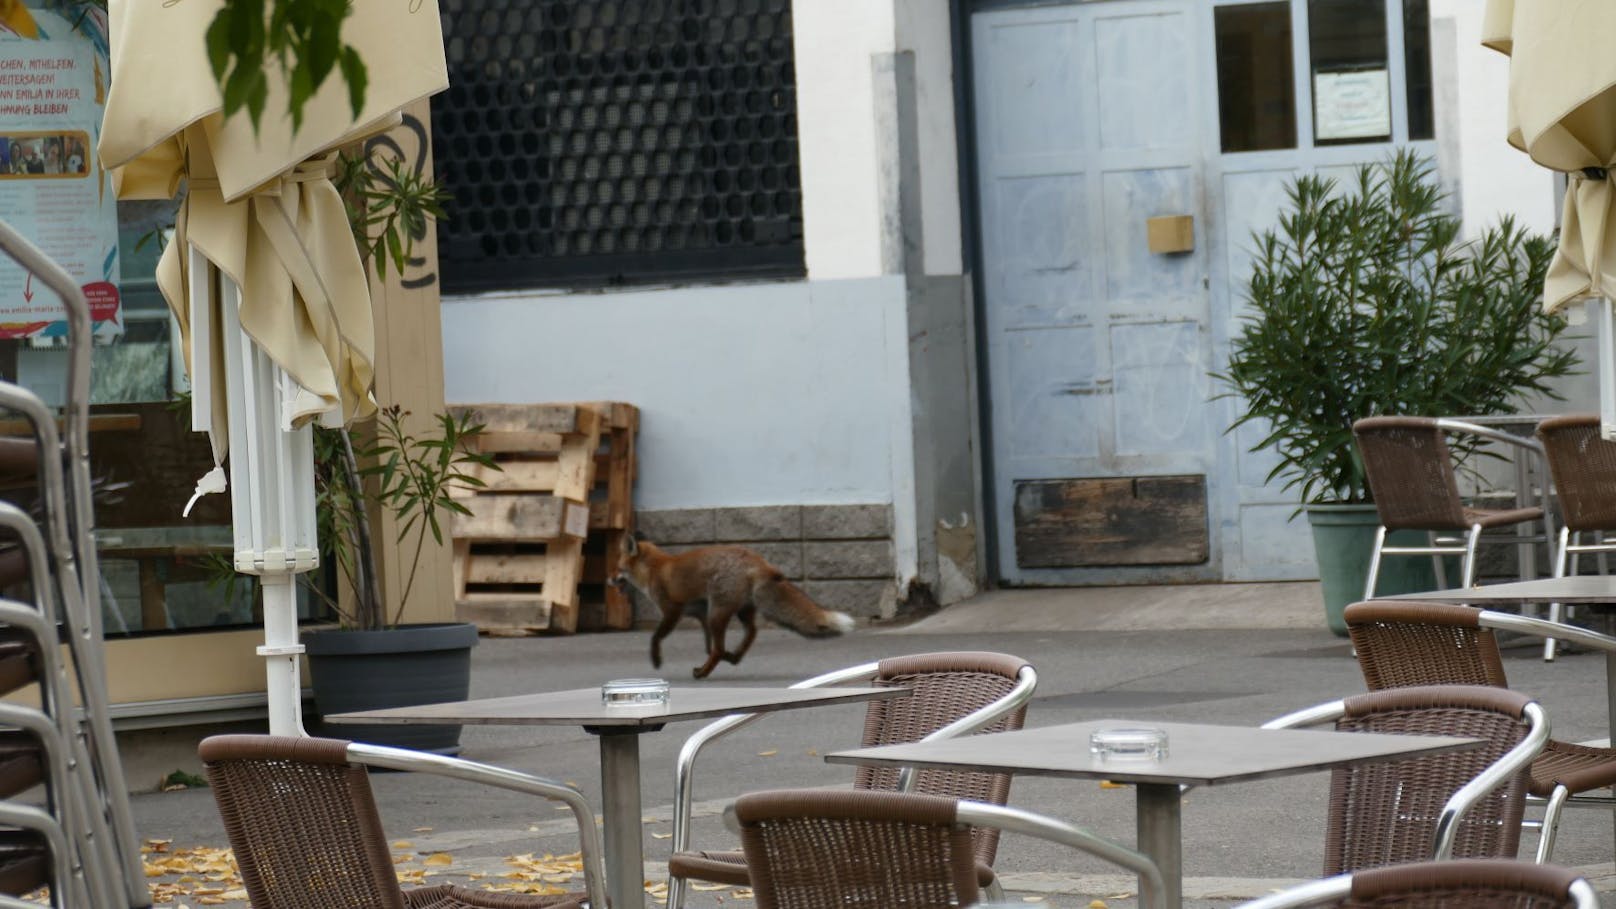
[197,251,320,736]
[1595,297,1616,441]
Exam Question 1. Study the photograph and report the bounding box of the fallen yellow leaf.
[756,750,778,757]
[424,853,455,867]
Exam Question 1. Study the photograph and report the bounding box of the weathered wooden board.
[450,403,594,435]
[455,593,554,632]
[1013,475,1208,568]
[451,495,587,541]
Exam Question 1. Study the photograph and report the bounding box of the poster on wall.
[0,2,119,341]
[1314,69,1392,142]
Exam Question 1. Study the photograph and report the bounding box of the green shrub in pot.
[1215,151,1580,630]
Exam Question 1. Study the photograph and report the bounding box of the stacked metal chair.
[0,219,150,907]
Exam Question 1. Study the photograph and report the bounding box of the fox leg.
[649,603,685,669]
[724,605,758,665]
[694,608,735,679]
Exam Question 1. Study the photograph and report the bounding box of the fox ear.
[622,534,638,556]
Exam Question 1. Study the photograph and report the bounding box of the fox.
[609,535,857,678]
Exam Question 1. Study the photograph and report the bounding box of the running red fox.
[609,535,857,678]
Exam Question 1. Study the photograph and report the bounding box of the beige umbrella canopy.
[97,0,447,734]
[1484,0,1616,437]
[1484,0,1616,312]
[99,0,449,450]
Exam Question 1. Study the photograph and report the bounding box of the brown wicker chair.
[1264,685,1547,874]
[199,735,608,909]
[1536,414,1616,659]
[1353,416,1549,599]
[665,652,1037,909]
[728,789,1164,909]
[1233,859,1598,909]
[1344,599,1616,864]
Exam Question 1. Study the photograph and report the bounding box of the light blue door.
[972,0,1438,583]
[973,1,1219,585]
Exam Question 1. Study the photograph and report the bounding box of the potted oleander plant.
[1217,151,1579,635]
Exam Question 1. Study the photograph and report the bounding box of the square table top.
[824,719,1481,787]
[329,685,908,728]
[1389,576,1616,605]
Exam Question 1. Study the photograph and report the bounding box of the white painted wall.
[442,277,909,511]
[895,0,964,276]
[794,0,896,280]
[1432,0,1556,238]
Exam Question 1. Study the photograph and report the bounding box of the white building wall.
[440,2,922,584]
[1432,0,1556,239]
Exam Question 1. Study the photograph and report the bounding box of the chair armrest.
[0,803,75,909]
[347,743,609,909]
[1431,700,1549,860]
[1435,419,1546,456]
[669,661,879,856]
[1260,700,1345,730]
[1233,874,1353,909]
[896,666,1038,792]
[1479,611,1616,653]
[956,802,1165,909]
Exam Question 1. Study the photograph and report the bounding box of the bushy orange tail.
[755,574,856,638]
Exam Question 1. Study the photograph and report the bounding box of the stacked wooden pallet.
[448,402,637,634]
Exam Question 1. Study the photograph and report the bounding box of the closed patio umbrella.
[97,0,446,734]
[1484,0,1616,437]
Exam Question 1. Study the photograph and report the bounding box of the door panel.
[973,1,1215,584]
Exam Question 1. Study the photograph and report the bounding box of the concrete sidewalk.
[127,584,1616,908]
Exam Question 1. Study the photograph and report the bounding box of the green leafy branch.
[206,0,368,134]
[332,151,450,281]
[360,406,495,627]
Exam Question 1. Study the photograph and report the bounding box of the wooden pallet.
[578,402,638,632]
[448,402,638,634]
[449,404,600,634]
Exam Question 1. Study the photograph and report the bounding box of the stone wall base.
[633,504,897,622]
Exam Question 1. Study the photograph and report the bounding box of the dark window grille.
[434,0,805,292]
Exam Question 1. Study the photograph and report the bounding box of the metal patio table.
[332,684,906,909]
[1392,577,1616,740]
[826,719,1479,909]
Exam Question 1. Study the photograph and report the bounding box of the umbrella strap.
[181,465,227,517]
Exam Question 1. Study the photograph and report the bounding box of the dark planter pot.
[1306,504,1441,637]
[302,622,479,754]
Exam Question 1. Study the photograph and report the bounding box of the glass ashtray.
[1089,727,1168,761]
[601,678,670,708]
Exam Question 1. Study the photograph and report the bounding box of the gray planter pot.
[302,622,479,754]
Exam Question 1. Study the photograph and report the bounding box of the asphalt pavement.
[129,582,1616,907]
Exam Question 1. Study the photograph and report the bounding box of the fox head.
[609,533,655,591]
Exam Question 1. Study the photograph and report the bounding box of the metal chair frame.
[1359,418,1554,600]
[1264,690,1550,864]
[203,735,610,909]
[1233,861,1599,909]
[721,792,1166,909]
[1534,414,1616,660]
[666,656,1038,909]
[0,218,146,907]
[1347,602,1616,863]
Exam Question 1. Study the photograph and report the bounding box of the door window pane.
[1215,3,1296,152]
[1309,0,1391,145]
[1404,0,1434,140]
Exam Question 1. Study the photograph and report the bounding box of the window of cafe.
[1215,0,1434,154]
[0,202,327,639]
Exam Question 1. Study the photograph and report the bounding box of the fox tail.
[755,573,856,638]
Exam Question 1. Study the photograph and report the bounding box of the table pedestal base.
[598,729,646,909]
[1137,783,1182,909]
